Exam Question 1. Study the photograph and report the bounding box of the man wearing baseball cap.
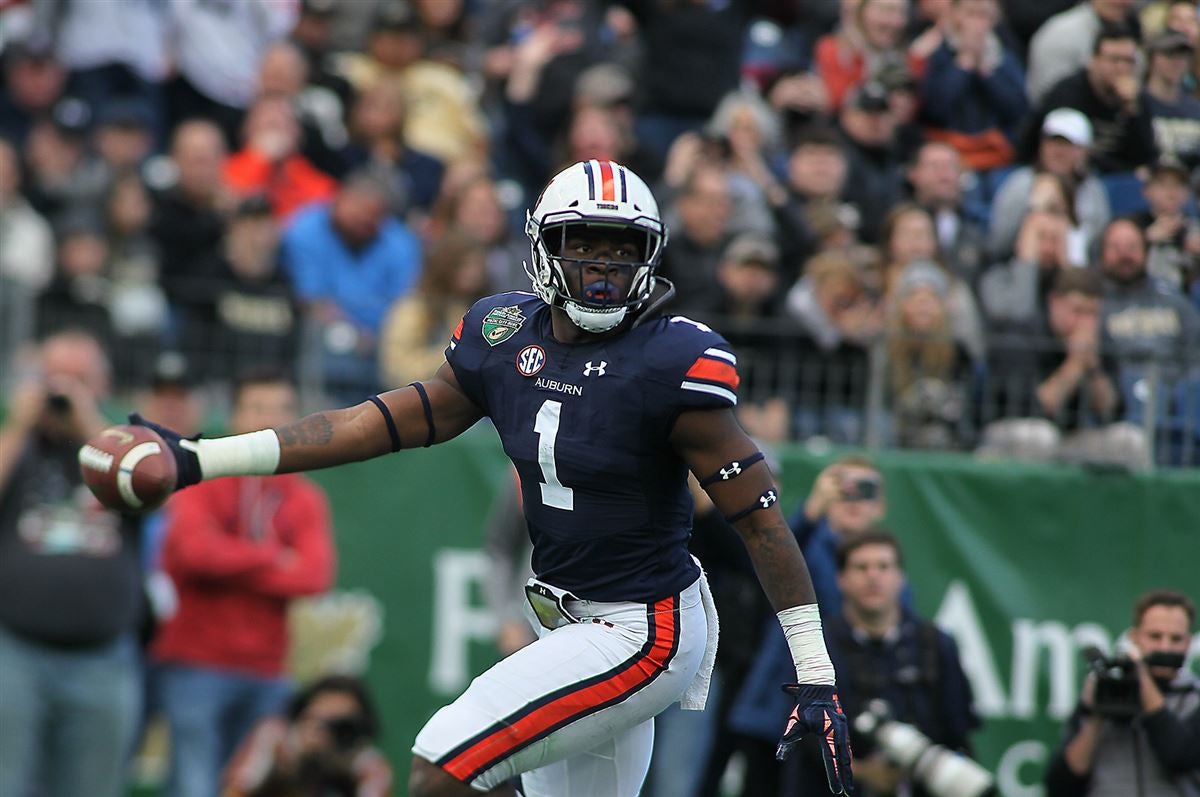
[1025,26,1159,174]
[1041,107,1095,149]
[1144,30,1200,172]
[1133,155,1200,292]
[989,107,1111,260]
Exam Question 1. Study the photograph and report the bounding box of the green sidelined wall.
[308,430,1199,796]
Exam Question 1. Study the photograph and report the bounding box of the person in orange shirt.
[224,96,337,221]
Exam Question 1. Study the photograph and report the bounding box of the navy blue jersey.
[446,292,740,602]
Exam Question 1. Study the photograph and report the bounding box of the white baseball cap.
[1042,108,1093,148]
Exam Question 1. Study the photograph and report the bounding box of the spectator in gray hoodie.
[1099,218,1200,368]
[981,209,1077,330]
[989,108,1112,261]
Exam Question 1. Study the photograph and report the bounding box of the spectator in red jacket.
[815,0,927,112]
[152,368,335,797]
[223,96,338,221]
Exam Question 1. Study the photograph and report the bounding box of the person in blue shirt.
[792,455,889,618]
[281,169,421,398]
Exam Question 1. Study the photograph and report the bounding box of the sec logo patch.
[516,345,547,377]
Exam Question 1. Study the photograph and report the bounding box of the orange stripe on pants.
[441,597,678,782]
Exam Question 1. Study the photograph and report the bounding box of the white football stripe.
[79,445,114,473]
[703,348,736,365]
[116,441,162,509]
[449,340,457,350]
[681,381,738,405]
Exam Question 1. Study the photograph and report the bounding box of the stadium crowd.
[2,0,1200,466]
[1,3,1199,797]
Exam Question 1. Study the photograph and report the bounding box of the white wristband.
[778,604,837,685]
[185,430,281,479]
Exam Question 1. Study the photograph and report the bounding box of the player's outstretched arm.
[137,362,483,487]
[275,363,483,473]
[670,408,853,794]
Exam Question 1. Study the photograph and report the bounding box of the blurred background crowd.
[2,4,1199,797]
[2,0,1199,469]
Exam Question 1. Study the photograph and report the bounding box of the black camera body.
[1084,650,1141,720]
[324,715,370,753]
[841,475,882,502]
[46,393,72,414]
[1082,647,1188,720]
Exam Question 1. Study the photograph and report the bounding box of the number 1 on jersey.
[534,399,574,510]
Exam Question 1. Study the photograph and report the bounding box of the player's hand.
[775,684,853,795]
[128,413,202,489]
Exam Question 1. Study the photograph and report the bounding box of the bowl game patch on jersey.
[482,305,526,346]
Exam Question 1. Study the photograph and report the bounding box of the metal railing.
[705,315,1199,469]
[5,296,1197,468]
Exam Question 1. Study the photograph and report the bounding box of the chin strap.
[630,278,676,329]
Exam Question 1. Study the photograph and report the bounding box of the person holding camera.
[222,674,393,797]
[1046,589,1199,797]
[791,454,889,618]
[0,330,144,797]
[787,531,982,797]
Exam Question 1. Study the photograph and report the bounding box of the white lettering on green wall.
[429,549,497,694]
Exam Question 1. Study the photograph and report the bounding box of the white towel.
[680,557,720,711]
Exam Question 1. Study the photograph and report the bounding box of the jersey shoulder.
[636,314,740,408]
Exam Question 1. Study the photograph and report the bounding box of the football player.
[115,161,853,797]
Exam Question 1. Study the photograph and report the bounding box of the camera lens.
[855,479,880,501]
[324,716,367,751]
[46,394,71,413]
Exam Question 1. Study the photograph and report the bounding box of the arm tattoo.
[740,517,817,610]
[276,413,334,447]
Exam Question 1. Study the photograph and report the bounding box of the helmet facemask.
[526,217,665,333]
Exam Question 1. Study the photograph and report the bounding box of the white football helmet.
[525,160,668,333]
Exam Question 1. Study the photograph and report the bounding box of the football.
[79,424,177,512]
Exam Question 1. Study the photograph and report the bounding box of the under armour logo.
[759,490,778,509]
[583,360,607,377]
[720,463,742,480]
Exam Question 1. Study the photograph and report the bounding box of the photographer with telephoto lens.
[222,675,393,797]
[788,531,984,797]
[1046,589,1199,797]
